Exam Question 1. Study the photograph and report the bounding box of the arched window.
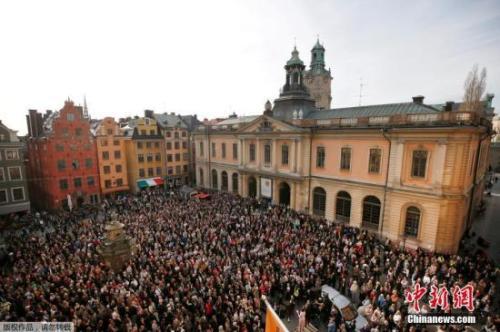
[404,206,421,237]
[312,187,326,217]
[336,191,351,222]
[199,168,204,186]
[211,169,218,189]
[232,173,239,193]
[362,196,381,228]
[221,171,228,191]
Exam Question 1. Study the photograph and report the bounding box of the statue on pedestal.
[97,218,136,272]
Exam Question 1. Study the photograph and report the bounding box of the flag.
[67,194,73,211]
[263,297,289,332]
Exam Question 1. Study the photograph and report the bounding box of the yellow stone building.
[145,110,192,186]
[93,117,130,197]
[194,43,494,254]
[122,117,165,193]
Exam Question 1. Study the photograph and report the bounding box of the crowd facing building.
[194,39,496,254]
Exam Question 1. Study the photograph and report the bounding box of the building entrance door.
[279,182,291,206]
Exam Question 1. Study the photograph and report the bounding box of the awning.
[137,177,165,188]
[193,193,210,199]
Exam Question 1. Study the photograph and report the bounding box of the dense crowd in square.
[0,189,498,331]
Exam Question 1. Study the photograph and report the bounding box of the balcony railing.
[296,111,483,129]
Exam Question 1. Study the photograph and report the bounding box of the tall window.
[211,169,218,189]
[282,144,289,165]
[312,187,326,217]
[232,173,238,193]
[12,188,24,201]
[222,143,226,158]
[59,179,68,190]
[200,142,204,156]
[8,167,22,181]
[249,144,256,162]
[211,142,216,157]
[199,168,204,185]
[362,196,381,228]
[57,160,66,171]
[264,144,271,165]
[340,147,351,170]
[369,148,381,173]
[221,171,228,191]
[233,143,238,160]
[336,191,351,222]
[412,150,428,178]
[316,147,325,168]
[404,206,421,237]
[85,158,93,168]
[102,152,109,160]
[5,150,19,160]
[74,177,82,188]
[167,142,172,150]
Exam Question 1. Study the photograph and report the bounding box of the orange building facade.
[93,117,130,197]
[194,43,494,254]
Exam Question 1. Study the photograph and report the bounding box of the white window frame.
[8,166,22,181]
[0,188,7,203]
[11,186,25,202]
[0,168,5,182]
[5,149,19,160]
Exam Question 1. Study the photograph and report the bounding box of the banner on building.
[264,297,289,332]
[260,177,272,198]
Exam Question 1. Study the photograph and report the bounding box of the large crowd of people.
[0,188,498,331]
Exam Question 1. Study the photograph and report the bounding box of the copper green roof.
[286,46,304,66]
[307,102,440,119]
[312,39,325,51]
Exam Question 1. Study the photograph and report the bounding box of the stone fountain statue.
[97,215,136,272]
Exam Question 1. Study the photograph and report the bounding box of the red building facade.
[26,100,100,210]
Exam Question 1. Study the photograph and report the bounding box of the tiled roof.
[307,102,440,120]
[153,113,187,128]
[215,115,259,126]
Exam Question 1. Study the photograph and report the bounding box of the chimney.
[444,101,454,112]
[412,95,424,104]
[144,110,154,119]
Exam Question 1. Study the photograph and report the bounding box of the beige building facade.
[194,42,494,254]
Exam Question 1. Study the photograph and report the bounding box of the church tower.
[304,39,332,110]
[272,46,316,121]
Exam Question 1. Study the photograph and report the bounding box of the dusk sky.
[1,0,499,135]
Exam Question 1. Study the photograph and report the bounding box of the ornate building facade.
[26,100,101,210]
[194,42,494,254]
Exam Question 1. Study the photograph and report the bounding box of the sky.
[1,0,499,135]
